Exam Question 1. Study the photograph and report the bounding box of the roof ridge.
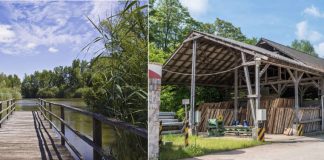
[260,38,324,60]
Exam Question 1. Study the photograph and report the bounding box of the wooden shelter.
[162,31,324,133]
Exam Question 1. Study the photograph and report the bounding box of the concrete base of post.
[293,124,298,136]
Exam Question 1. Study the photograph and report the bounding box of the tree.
[149,0,191,51]
[214,18,258,45]
[291,39,318,57]
[214,18,246,42]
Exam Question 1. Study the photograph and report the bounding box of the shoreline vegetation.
[0,73,21,100]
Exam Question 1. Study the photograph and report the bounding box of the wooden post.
[0,102,2,128]
[255,58,261,112]
[321,78,324,130]
[234,67,238,122]
[6,101,9,119]
[190,40,197,131]
[287,69,304,135]
[40,99,43,115]
[254,58,262,140]
[293,71,303,124]
[241,52,256,125]
[93,117,102,160]
[10,99,13,114]
[49,103,52,129]
[60,105,65,146]
[278,67,282,97]
[44,102,46,120]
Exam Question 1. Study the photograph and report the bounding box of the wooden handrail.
[40,99,147,138]
[38,103,113,160]
[0,99,16,127]
[39,98,148,160]
[39,99,149,160]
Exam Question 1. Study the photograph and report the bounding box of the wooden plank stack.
[197,98,321,134]
[299,107,321,133]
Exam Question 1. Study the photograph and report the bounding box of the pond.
[15,98,116,160]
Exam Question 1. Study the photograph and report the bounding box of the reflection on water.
[15,99,116,160]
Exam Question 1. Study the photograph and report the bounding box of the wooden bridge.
[0,99,147,160]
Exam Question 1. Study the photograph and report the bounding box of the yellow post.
[257,122,265,142]
[184,120,189,147]
[297,124,304,136]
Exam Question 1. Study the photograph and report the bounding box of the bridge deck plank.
[0,111,74,160]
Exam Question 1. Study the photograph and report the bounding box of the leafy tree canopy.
[291,39,318,57]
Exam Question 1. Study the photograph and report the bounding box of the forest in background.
[149,0,317,120]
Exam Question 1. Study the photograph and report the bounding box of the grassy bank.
[160,135,264,160]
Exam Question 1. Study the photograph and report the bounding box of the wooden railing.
[38,99,147,160]
[0,99,16,127]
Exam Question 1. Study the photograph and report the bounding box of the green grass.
[160,135,265,160]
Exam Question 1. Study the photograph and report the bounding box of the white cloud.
[180,0,209,17]
[296,21,307,39]
[0,1,117,55]
[295,21,322,42]
[304,5,324,18]
[315,42,324,58]
[0,1,97,55]
[48,47,58,53]
[0,25,16,43]
[26,42,37,49]
[89,1,118,22]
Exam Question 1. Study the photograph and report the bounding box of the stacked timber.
[299,107,321,133]
[197,98,321,134]
[197,102,234,132]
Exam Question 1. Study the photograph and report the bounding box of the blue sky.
[180,0,324,58]
[0,1,120,79]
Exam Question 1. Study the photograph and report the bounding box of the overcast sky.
[0,1,119,79]
[180,0,324,58]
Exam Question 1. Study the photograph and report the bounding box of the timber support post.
[241,52,256,132]
[287,69,304,135]
[321,78,324,130]
[190,39,197,133]
[255,57,262,141]
[234,59,238,122]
